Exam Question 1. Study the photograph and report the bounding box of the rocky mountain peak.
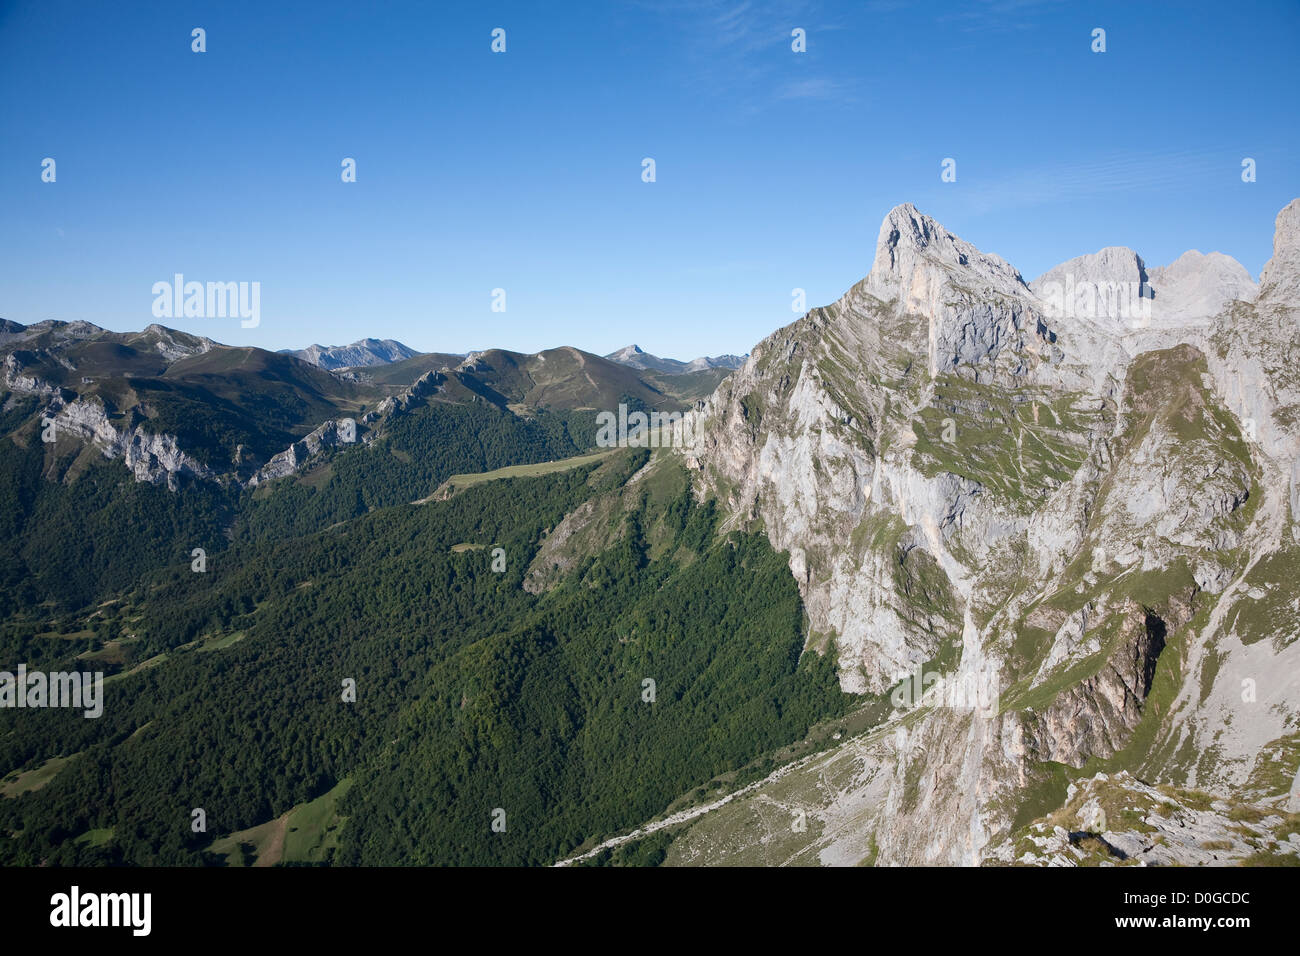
[1032,246,1147,290]
[1259,197,1300,303]
[1148,249,1257,322]
[675,197,1300,866]
[865,203,1029,307]
[605,343,746,374]
[282,337,419,371]
[1159,249,1245,276]
[1150,249,1255,292]
[851,204,1048,378]
[1028,246,1152,335]
[1031,243,1257,331]
[606,344,647,365]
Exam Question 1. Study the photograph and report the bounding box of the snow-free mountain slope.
[605,344,746,374]
[282,337,421,370]
[637,199,1300,865]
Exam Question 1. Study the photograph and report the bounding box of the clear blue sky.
[2,0,1297,360]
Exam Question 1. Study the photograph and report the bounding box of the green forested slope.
[0,449,843,866]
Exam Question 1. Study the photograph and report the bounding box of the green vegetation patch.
[282,778,353,865]
[911,373,1100,506]
[1,753,80,798]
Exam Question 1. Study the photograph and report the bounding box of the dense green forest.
[0,396,596,618]
[0,413,848,865]
[239,400,597,541]
[0,449,236,618]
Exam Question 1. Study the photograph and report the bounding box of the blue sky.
[2,0,1297,360]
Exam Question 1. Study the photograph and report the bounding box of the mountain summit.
[604,344,746,374]
[1259,197,1300,304]
[282,337,420,370]
[664,198,1300,865]
[866,202,1032,305]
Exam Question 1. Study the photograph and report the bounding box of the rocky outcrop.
[4,352,62,397]
[43,396,216,487]
[523,500,601,593]
[1022,603,1170,766]
[987,771,1300,866]
[140,324,214,362]
[248,419,363,486]
[35,393,365,492]
[367,370,445,421]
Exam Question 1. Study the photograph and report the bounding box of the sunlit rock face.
[666,200,1300,866]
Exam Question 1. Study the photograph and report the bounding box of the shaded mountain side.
[2,322,715,498]
[344,350,471,385]
[2,323,386,472]
[368,345,702,411]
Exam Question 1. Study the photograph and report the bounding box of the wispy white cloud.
[632,0,856,110]
[929,145,1271,217]
[935,0,1070,34]
[775,75,854,102]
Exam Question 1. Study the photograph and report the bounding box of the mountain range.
[1,199,1297,867]
[279,338,422,371]
[274,336,746,380]
[604,344,748,375]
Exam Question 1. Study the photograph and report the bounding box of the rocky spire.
[1259,197,1300,304]
[864,202,1031,308]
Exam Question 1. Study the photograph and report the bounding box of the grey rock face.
[1258,198,1300,305]
[987,771,1300,866]
[43,396,216,486]
[4,352,61,397]
[283,337,420,370]
[141,324,214,361]
[865,203,1052,377]
[248,419,362,486]
[1023,600,1176,766]
[605,343,747,374]
[657,198,1300,867]
[371,370,445,420]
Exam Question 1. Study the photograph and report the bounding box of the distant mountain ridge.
[605,343,747,374]
[280,338,422,370]
[279,338,748,378]
[0,318,725,489]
